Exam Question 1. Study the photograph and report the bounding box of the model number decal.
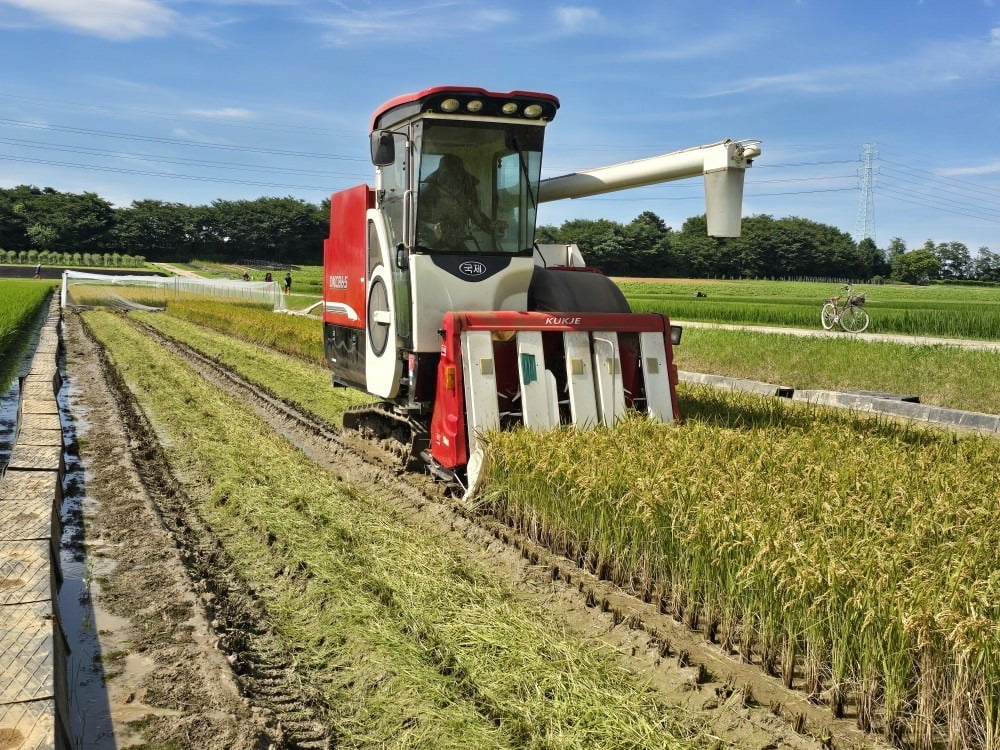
[328,274,349,289]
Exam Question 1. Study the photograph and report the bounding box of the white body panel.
[409,254,535,352]
[516,331,560,430]
[639,331,674,422]
[591,332,626,426]
[365,211,403,398]
[563,331,599,427]
[461,330,501,458]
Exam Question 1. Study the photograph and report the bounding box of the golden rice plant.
[482,387,1000,749]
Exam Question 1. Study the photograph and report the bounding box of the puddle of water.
[58,372,118,748]
[0,378,19,468]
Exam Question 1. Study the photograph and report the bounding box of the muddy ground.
[57,311,883,749]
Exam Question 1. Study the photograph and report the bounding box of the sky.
[1,0,999,256]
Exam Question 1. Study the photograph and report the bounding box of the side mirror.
[371,131,395,166]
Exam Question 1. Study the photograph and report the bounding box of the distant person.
[284,272,292,293]
[32,263,41,279]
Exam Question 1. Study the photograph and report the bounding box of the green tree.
[891,248,941,284]
[933,241,972,280]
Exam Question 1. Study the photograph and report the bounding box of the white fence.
[61,270,287,312]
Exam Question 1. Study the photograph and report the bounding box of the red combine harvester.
[323,86,759,493]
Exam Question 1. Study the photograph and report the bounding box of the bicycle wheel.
[839,306,870,333]
[821,302,837,330]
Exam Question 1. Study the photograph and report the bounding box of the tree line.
[0,185,327,265]
[2,185,997,282]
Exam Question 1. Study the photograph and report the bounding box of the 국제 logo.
[459,261,487,277]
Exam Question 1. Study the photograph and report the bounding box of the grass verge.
[673,327,1000,414]
[83,309,720,750]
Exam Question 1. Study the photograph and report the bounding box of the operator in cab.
[419,153,505,251]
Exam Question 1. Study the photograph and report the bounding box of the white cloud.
[701,25,1000,97]
[186,107,256,119]
[0,0,179,40]
[312,1,514,44]
[938,162,1000,177]
[554,6,601,34]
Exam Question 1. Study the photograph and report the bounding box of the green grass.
[83,309,721,749]
[619,279,1000,340]
[483,389,1000,748]
[0,280,53,391]
[131,310,369,424]
[673,327,1000,414]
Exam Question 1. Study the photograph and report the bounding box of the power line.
[878,184,1000,225]
[0,153,340,192]
[0,136,368,179]
[0,89,354,139]
[0,118,366,161]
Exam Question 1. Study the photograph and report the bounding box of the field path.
[675,319,1000,352]
[150,262,201,278]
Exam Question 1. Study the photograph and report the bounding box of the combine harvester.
[323,86,759,493]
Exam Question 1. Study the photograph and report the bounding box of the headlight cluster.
[434,96,549,119]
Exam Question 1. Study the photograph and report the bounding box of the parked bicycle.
[821,284,870,332]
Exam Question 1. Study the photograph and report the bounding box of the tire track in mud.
[73,312,332,749]
[104,311,885,750]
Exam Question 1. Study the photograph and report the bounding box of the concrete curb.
[679,371,1000,436]
[791,390,1000,434]
[678,371,792,397]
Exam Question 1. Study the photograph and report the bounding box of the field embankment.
[0,279,54,389]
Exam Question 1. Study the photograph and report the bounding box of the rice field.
[483,393,1000,749]
[619,279,1000,340]
[0,279,53,390]
[83,309,723,749]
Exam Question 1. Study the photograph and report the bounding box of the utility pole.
[854,143,877,244]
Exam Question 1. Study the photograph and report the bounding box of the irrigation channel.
[57,308,896,750]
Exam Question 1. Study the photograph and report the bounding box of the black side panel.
[324,323,367,390]
[527,267,632,313]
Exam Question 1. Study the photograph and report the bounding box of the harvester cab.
[323,86,759,493]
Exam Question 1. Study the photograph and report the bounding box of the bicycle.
[821,284,870,333]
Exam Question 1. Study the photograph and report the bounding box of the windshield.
[414,120,544,255]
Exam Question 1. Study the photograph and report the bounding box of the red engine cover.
[323,184,373,330]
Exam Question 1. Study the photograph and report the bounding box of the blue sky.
[1,0,999,255]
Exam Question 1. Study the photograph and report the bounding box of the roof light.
[466,99,483,113]
[440,98,460,113]
[501,102,519,115]
[523,103,543,118]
